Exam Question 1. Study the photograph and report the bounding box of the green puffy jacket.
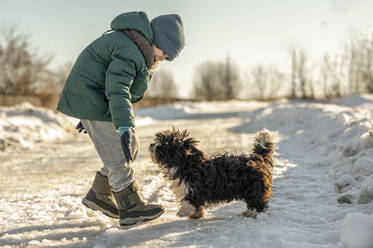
[57,11,152,128]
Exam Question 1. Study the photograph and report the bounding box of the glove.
[119,126,133,162]
[76,121,87,134]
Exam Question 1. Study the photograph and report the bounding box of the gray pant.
[80,120,139,192]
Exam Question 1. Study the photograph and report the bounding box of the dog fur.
[149,128,276,219]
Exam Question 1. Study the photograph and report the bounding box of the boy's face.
[152,45,169,68]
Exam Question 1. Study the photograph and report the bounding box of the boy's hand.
[118,126,134,162]
[120,131,133,162]
[76,121,87,134]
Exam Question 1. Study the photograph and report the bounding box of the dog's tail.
[252,129,277,167]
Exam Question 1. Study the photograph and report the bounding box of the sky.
[2,0,373,97]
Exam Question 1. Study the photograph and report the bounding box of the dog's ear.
[182,136,196,147]
[181,137,204,158]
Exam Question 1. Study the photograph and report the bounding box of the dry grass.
[134,97,174,109]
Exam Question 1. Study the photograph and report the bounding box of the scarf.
[123,29,154,70]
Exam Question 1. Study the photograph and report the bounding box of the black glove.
[76,121,87,134]
[120,131,133,162]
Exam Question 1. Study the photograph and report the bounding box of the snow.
[0,102,77,150]
[1,96,373,247]
[0,102,153,151]
[341,213,373,248]
[352,157,373,177]
[359,130,373,150]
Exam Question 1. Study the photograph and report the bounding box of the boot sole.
[82,198,119,219]
[119,209,164,226]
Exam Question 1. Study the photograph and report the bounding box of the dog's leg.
[188,206,205,219]
[169,180,187,202]
[242,209,259,218]
[243,199,268,218]
[177,200,196,217]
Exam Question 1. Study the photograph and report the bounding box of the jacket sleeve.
[131,68,152,103]
[105,47,137,129]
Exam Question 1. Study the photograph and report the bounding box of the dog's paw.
[188,207,205,219]
[177,200,195,217]
[242,209,259,218]
[177,209,190,217]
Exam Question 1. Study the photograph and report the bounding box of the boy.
[57,11,185,226]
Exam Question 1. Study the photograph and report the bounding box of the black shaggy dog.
[149,128,277,219]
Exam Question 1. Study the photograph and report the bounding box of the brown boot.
[82,172,118,219]
[113,182,164,226]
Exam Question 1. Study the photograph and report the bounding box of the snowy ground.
[1,96,373,248]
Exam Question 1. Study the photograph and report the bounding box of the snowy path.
[1,99,372,247]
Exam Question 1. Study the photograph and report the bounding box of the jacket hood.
[110,11,153,43]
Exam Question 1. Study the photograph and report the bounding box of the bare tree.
[49,62,72,93]
[319,53,350,98]
[346,36,365,94]
[251,64,285,100]
[192,62,222,101]
[192,57,241,101]
[342,30,373,95]
[289,48,313,99]
[0,25,52,96]
[365,34,373,92]
[267,67,286,99]
[222,56,241,100]
[298,50,307,98]
[347,42,359,93]
[361,31,373,93]
[290,48,297,99]
[251,65,266,100]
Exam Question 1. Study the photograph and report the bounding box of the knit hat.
[151,14,185,61]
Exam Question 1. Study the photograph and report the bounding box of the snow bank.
[0,102,76,151]
[231,98,373,211]
[134,100,265,120]
[135,104,188,120]
[341,213,373,248]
